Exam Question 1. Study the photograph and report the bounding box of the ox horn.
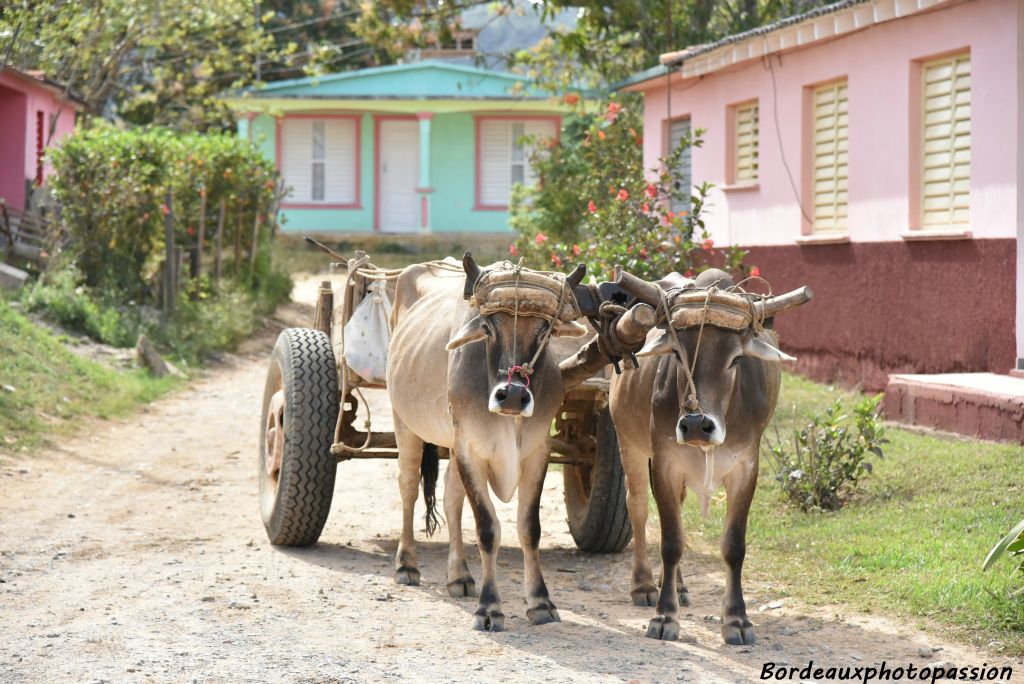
[754,286,814,318]
[565,263,586,289]
[613,266,661,307]
[462,251,481,300]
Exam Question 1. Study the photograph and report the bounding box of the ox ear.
[742,334,796,363]
[446,316,488,351]
[552,319,588,338]
[636,329,676,357]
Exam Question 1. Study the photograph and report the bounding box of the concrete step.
[883,373,1024,444]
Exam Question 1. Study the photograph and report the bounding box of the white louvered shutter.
[921,54,970,228]
[669,118,692,213]
[734,103,759,185]
[281,118,356,204]
[479,119,557,206]
[811,81,849,234]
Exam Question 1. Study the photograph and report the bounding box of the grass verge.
[0,299,180,455]
[677,373,1024,653]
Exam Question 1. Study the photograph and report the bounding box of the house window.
[811,80,848,234]
[920,53,970,229]
[477,118,557,208]
[733,102,759,185]
[668,117,692,213]
[281,117,358,205]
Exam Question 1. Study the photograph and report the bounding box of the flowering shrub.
[509,99,750,281]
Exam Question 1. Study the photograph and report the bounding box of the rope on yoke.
[496,258,567,387]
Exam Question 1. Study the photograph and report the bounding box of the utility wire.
[764,52,812,224]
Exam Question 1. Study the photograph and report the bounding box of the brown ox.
[610,268,811,645]
[386,254,595,631]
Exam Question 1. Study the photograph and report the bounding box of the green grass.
[0,299,180,455]
[677,373,1024,653]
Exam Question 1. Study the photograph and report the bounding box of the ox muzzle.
[488,380,534,417]
[676,412,725,447]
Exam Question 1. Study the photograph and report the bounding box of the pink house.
[620,0,1022,399]
[0,67,80,211]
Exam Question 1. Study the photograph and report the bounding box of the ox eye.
[481,323,493,337]
[729,355,744,368]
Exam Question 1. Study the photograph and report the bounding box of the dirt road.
[0,289,1014,683]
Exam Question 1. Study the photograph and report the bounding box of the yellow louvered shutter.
[734,103,759,185]
[921,54,970,228]
[811,81,849,234]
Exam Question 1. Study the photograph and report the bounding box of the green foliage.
[20,267,291,364]
[766,394,888,512]
[47,123,279,301]
[510,99,747,280]
[985,519,1024,597]
[0,0,280,130]
[0,299,178,453]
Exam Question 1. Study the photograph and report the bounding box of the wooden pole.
[214,198,225,283]
[234,206,242,278]
[195,187,207,279]
[163,189,176,313]
[248,198,261,282]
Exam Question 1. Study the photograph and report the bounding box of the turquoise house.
[227,61,571,235]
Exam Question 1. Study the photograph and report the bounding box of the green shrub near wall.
[48,123,279,301]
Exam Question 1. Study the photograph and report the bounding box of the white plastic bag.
[343,280,392,384]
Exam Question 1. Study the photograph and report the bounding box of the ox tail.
[421,443,441,536]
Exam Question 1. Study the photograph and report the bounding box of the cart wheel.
[259,327,339,547]
[562,407,633,553]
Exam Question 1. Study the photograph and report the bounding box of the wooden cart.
[259,252,648,553]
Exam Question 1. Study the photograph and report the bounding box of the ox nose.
[677,413,723,446]
[489,382,534,417]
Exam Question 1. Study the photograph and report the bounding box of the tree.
[0,0,279,130]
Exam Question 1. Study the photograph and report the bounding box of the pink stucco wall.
[636,0,1018,247]
[0,70,78,210]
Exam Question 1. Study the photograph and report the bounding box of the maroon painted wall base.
[884,376,1024,444]
[742,238,1017,391]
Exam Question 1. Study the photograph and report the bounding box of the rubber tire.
[259,328,340,547]
[562,407,633,553]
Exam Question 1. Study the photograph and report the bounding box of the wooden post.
[214,198,226,283]
[234,207,242,277]
[248,198,261,282]
[195,187,207,279]
[163,189,176,313]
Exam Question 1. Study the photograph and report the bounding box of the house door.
[378,120,420,233]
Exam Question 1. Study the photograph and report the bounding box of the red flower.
[666,211,675,220]
[535,232,548,245]
[639,247,648,258]
[509,243,518,256]
[616,188,629,202]
[641,202,650,213]
[563,93,580,106]
[606,102,622,122]
[626,245,633,254]
[587,200,597,213]
[161,204,170,216]
[702,238,714,251]
[636,136,643,146]
[750,266,761,278]
[645,183,657,199]
[551,253,563,267]
[628,127,638,139]
[597,130,606,140]
[684,269,695,278]
[187,226,195,237]
[572,244,581,256]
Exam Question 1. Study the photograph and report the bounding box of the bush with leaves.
[765,395,888,512]
[985,519,1024,599]
[509,99,750,281]
[48,122,280,302]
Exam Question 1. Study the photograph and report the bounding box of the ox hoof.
[526,600,560,626]
[394,566,421,586]
[646,615,680,641]
[631,586,658,607]
[722,617,755,646]
[472,607,505,632]
[447,576,477,598]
